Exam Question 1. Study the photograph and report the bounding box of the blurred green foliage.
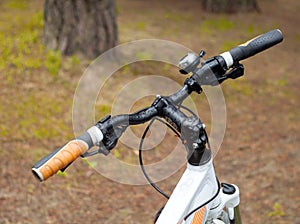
[201,17,233,33]
[82,158,98,168]
[4,0,28,10]
[268,202,285,217]
[135,21,146,31]
[165,12,191,22]
[0,1,81,143]
[45,50,62,76]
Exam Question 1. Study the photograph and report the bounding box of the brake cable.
[139,106,219,221]
[138,117,182,199]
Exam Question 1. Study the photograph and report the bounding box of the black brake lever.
[217,63,244,84]
[81,146,110,157]
[226,63,244,79]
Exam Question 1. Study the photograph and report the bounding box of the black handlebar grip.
[229,29,283,63]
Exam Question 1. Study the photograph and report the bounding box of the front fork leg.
[229,205,242,224]
[209,183,242,224]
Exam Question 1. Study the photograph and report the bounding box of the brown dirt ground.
[0,0,299,223]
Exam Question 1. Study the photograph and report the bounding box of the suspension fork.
[208,183,241,224]
[232,205,242,224]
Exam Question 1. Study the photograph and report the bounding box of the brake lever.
[217,63,244,84]
[81,146,110,157]
[226,63,244,79]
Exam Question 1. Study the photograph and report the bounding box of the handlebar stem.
[181,116,211,165]
[153,95,210,165]
[153,95,187,131]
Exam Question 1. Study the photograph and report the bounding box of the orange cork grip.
[32,140,88,181]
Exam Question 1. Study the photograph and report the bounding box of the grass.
[4,0,28,10]
[82,158,98,168]
[2,92,70,141]
[0,11,44,75]
[274,78,288,87]
[0,0,82,146]
[135,21,146,31]
[57,170,68,177]
[220,40,242,52]
[224,78,252,97]
[135,51,153,61]
[95,104,112,118]
[268,202,285,217]
[164,12,191,22]
[200,17,234,34]
[45,50,62,76]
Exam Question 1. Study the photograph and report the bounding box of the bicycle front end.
[32,29,283,224]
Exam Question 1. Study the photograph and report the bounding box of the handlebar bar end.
[32,167,45,182]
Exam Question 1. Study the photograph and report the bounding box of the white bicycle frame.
[84,127,241,224]
[156,158,241,224]
[84,125,241,224]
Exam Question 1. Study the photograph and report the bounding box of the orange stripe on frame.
[192,206,206,224]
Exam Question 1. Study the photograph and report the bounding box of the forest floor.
[0,0,299,223]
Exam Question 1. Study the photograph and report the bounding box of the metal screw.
[192,143,198,149]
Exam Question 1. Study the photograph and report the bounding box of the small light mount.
[179,50,206,75]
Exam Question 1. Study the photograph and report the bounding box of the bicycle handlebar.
[221,29,283,68]
[32,29,283,182]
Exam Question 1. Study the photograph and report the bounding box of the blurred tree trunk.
[201,0,260,13]
[44,0,118,58]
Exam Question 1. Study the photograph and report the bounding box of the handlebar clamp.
[95,115,127,153]
[181,116,210,166]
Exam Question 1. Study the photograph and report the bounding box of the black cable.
[183,176,221,221]
[138,118,182,199]
[139,106,214,212]
[138,119,169,199]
